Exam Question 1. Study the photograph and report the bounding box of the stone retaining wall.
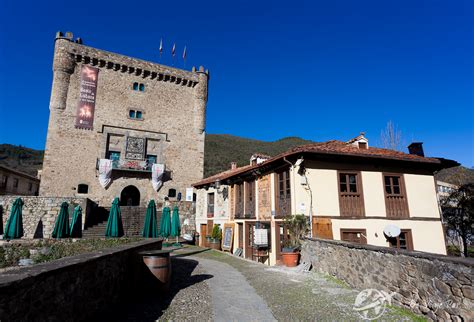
[0,196,92,238]
[302,238,473,321]
[0,197,196,239]
[0,239,163,321]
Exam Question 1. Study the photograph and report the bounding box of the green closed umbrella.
[70,205,82,238]
[105,198,124,237]
[52,202,70,238]
[160,206,171,239]
[142,200,158,238]
[3,198,24,240]
[170,206,181,236]
[170,206,181,245]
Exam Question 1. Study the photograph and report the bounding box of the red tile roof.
[192,140,455,187]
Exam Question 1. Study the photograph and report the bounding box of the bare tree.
[380,121,402,151]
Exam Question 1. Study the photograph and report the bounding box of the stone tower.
[40,31,209,206]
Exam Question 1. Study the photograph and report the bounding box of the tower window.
[133,82,145,92]
[78,184,89,194]
[128,109,143,120]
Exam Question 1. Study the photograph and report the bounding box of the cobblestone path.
[196,257,275,322]
[112,247,423,321]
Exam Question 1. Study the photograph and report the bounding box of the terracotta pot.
[281,251,300,267]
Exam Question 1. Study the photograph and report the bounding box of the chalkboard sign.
[222,224,234,251]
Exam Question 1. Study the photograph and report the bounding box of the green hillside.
[204,134,314,177]
[0,135,313,179]
[435,166,474,186]
[0,144,44,177]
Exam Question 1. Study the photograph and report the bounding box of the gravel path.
[111,247,422,321]
[196,257,275,322]
[110,255,213,321]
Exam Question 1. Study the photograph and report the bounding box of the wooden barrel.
[141,250,172,290]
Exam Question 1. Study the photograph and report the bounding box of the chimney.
[408,142,424,157]
[231,162,237,170]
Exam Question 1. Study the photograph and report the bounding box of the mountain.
[204,134,314,177]
[2,138,472,184]
[435,166,474,186]
[0,144,44,177]
[0,136,314,179]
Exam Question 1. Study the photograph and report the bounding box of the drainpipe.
[283,156,314,239]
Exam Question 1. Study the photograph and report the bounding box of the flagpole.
[159,38,163,63]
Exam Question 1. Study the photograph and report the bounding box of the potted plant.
[209,224,222,250]
[281,214,309,267]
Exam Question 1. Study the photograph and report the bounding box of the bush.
[211,224,222,241]
[283,214,309,249]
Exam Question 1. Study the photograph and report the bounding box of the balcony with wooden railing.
[339,193,365,217]
[385,195,409,218]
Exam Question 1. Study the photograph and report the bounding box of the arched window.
[133,82,139,90]
[77,184,89,194]
[139,83,145,91]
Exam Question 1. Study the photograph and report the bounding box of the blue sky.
[0,0,472,166]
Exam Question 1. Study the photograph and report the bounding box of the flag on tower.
[182,46,187,61]
[172,43,176,57]
[159,38,163,56]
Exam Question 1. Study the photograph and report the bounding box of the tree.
[380,121,403,151]
[441,183,474,257]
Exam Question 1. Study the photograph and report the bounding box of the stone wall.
[0,196,91,238]
[301,238,473,321]
[0,239,163,321]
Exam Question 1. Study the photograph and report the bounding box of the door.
[200,224,207,247]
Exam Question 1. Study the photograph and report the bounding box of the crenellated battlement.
[54,31,207,88]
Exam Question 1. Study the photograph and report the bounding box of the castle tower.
[40,32,209,206]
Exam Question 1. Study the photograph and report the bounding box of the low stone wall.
[0,196,92,238]
[301,238,473,321]
[0,239,163,321]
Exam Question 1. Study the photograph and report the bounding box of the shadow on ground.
[104,256,213,322]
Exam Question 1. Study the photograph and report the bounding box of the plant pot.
[205,235,212,247]
[209,240,221,250]
[281,251,300,267]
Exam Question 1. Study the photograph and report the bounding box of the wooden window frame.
[388,229,413,251]
[340,228,367,244]
[275,170,291,218]
[337,171,365,217]
[244,181,256,218]
[207,192,215,218]
[383,173,410,218]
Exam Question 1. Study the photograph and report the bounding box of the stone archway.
[120,185,140,206]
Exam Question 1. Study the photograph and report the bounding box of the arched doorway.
[120,185,140,206]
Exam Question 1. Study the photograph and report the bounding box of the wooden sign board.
[222,223,234,252]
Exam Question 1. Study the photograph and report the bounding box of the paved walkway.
[112,247,422,321]
[196,257,275,322]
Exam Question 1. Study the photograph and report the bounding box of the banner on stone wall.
[75,65,99,130]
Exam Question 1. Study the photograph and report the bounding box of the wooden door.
[238,223,243,248]
[200,224,207,247]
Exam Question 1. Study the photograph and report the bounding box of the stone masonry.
[302,238,473,321]
[40,31,209,207]
[0,196,91,238]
